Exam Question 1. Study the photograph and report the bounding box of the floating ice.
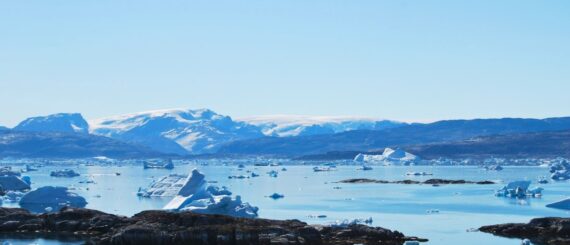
[267,170,278,177]
[0,175,31,192]
[354,148,420,165]
[329,217,373,227]
[50,169,80,178]
[19,186,87,212]
[267,193,284,199]
[164,169,258,218]
[313,166,336,172]
[495,180,542,198]
[484,165,504,171]
[549,160,570,180]
[546,198,570,210]
[406,171,432,176]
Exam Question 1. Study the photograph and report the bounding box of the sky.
[1,0,569,127]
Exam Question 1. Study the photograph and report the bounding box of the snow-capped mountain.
[14,113,89,134]
[237,115,404,137]
[89,109,263,155]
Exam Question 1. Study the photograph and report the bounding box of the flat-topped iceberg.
[495,180,543,198]
[19,186,87,212]
[354,148,420,165]
[164,169,258,218]
[137,174,187,197]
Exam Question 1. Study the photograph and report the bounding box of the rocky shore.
[479,217,570,245]
[0,207,426,244]
[338,178,495,185]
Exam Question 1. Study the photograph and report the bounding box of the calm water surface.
[2,163,569,245]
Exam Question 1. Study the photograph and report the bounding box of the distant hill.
[14,113,89,134]
[404,130,570,159]
[0,130,168,158]
[237,115,404,137]
[218,117,570,156]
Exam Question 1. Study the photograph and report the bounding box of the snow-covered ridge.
[88,108,263,154]
[14,113,89,134]
[237,115,404,137]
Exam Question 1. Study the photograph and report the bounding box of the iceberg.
[546,198,570,210]
[549,160,570,180]
[267,193,285,199]
[164,169,258,218]
[495,181,542,198]
[354,148,420,165]
[0,175,31,192]
[50,169,80,178]
[19,186,87,213]
[2,191,25,203]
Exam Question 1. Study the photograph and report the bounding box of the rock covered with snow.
[89,109,264,154]
[14,113,89,134]
[354,148,420,165]
[19,186,87,212]
[164,169,258,218]
[495,181,543,198]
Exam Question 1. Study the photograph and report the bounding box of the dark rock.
[339,178,495,185]
[479,217,570,245]
[0,207,425,245]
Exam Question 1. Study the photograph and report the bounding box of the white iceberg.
[164,169,258,218]
[19,186,87,212]
[550,160,570,180]
[495,181,542,198]
[354,148,420,165]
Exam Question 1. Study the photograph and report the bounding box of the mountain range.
[3,109,570,159]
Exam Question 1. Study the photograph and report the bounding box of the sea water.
[3,163,570,245]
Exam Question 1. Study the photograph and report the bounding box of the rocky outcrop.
[339,178,495,185]
[479,217,570,245]
[0,207,425,245]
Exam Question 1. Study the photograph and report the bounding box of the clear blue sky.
[1,0,569,127]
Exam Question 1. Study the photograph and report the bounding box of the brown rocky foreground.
[479,217,570,245]
[0,207,426,245]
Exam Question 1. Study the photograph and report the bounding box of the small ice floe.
[495,180,543,198]
[426,209,440,214]
[23,164,38,172]
[484,164,504,171]
[237,164,246,169]
[270,163,281,166]
[521,239,531,245]
[228,175,249,179]
[546,198,570,210]
[50,169,80,178]
[281,168,287,171]
[549,160,570,180]
[163,169,258,218]
[406,171,432,176]
[267,170,278,177]
[538,177,549,184]
[19,186,87,213]
[333,186,342,190]
[308,214,327,218]
[115,172,121,176]
[329,217,373,227]
[313,166,336,172]
[267,193,284,200]
[143,159,174,170]
[403,241,421,245]
[251,172,260,177]
[357,165,373,171]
